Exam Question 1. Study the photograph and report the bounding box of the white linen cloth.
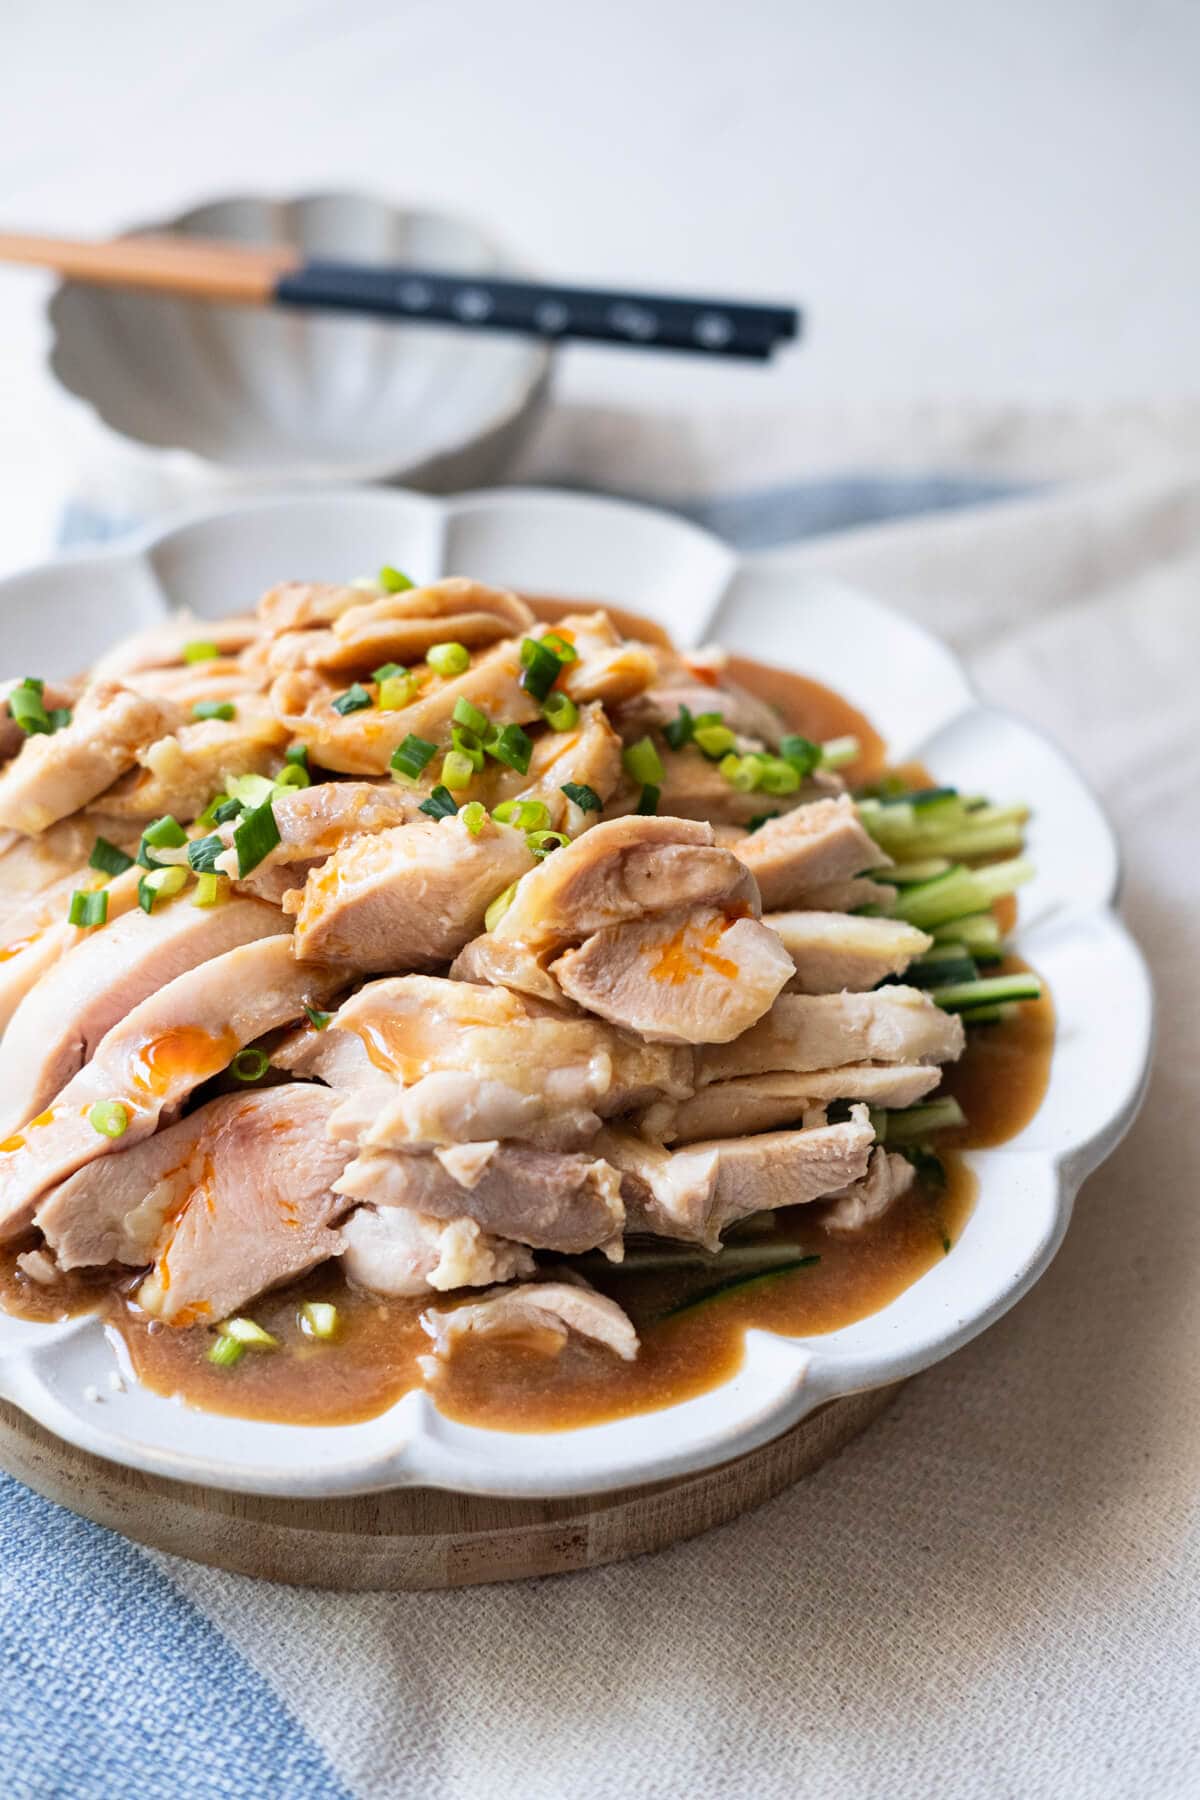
[144,426,1200,1799]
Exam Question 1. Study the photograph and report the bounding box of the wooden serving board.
[0,1385,898,1590]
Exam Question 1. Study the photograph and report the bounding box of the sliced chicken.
[92,704,288,822]
[420,1280,639,1367]
[0,863,146,1037]
[0,813,140,925]
[90,611,261,680]
[212,780,421,899]
[338,1205,535,1297]
[334,1143,625,1255]
[0,680,81,765]
[0,895,286,1138]
[550,906,793,1043]
[539,613,657,709]
[482,702,623,824]
[641,1063,943,1143]
[787,876,899,913]
[0,935,342,1241]
[120,661,268,709]
[257,580,371,635]
[610,751,825,828]
[0,683,183,835]
[696,987,965,1086]
[823,1147,916,1233]
[597,1110,876,1249]
[449,933,568,1007]
[285,812,536,969]
[263,578,534,675]
[766,911,932,993]
[613,678,785,750]
[730,797,890,910]
[270,639,535,776]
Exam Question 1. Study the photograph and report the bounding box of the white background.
[1,0,1198,562]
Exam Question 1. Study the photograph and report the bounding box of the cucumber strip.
[928,971,1042,1011]
[893,857,1034,929]
[581,1240,807,1278]
[664,1256,821,1318]
[961,1001,1019,1024]
[931,912,1002,953]
[907,953,979,989]
[877,1097,966,1144]
[889,858,954,884]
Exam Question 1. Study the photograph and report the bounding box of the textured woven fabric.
[4,420,1197,1799]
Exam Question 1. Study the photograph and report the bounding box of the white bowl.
[0,488,1153,1499]
[45,192,553,518]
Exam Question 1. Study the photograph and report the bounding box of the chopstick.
[0,230,800,361]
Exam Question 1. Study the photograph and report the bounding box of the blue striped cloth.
[8,469,1026,1799]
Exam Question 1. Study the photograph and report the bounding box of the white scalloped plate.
[0,489,1153,1500]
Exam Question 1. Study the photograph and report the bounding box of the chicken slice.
[90,611,261,681]
[481,702,623,824]
[822,1147,917,1234]
[597,1110,876,1249]
[730,797,890,910]
[0,680,81,766]
[613,678,786,751]
[420,1280,639,1368]
[641,1064,943,1144]
[0,935,343,1241]
[0,683,183,835]
[338,1206,535,1297]
[285,812,536,969]
[211,780,421,899]
[334,1143,625,1256]
[0,813,140,925]
[270,638,535,775]
[120,662,268,708]
[536,613,657,709]
[257,580,369,635]
[550,906,793,1044]
[263,578,534,675]
[91,704,288,822]
[0,863,147,1037]
[0,895,286,1138]
[766,911,932,993]
[607,751,819,828]
[696,987,965,1086]
[786,876,899,913]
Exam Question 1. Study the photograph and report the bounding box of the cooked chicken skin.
[420,1280,640,1367]
[339,1205,535,1297]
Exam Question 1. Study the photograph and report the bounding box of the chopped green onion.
[663,705,694,751]
[68,888,108,929]
[636,783,661,815]
[212,796,244,826]
[877,1098,966,1144]
[377,672,417,711]
[226,772,276,809]
[450,725,485,771]
[142,814,187,850]
[747,812,779,833]
[14,675,42,695]
[390,734,437,780]
[46,707,72,732]
[693,723,736,759]
[440,750,476,791]
[692,711,724,730]
[492,799,551,832]
[622,736,664,787]
[527,829,570,861]
[779,734,822,778]
[193,871,227,907]
[485,881,519,931]
[229,1046,270,1083]
[233,798,280,878]
[9,679,60,736]
[187,834,224,874]
[758,757,801,795]
[460,800,489,837]
[539,630,578,663]
[304,1005,332,1031]
[191,700,235,722]
[331,682,373,716]
[221,1315,278,1348]
[378,565,414,593]
[719,753,763,793]
[182,640,220,664]
[486,723,533,776]
[427,641,470,678]
[519,636,565,702]
[419,785,459,820]
[274,761,310,791]
[541,691,579,731]
[88,1100,129,1139]
[561,782,601,813]
[299,1301,339,1340]
[206,1334,244,1367]
[820,735,861,769]
[137,867,188,913]
[88,836,134,878]
[284,742,309,770]
[929,972,1043,1012]
[452,696,489,735]
[372,662,403,682]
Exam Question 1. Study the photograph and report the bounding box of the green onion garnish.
[284,742,309,770]
[622,736,664,787]
[142,815,187,850]
[226,772,276,808]
[663,705,694,751]
[486,723,533,776]
[561,782,601,812]
[452,696,490,735]
[378,565,414,593]
[450,725,485,771]
[87,1100,129,1139]
[212,796,244,825]
[390,734,437,780]
[519,636,565,703]
[693,723,736,759]
[183,640,220,664]
[137,867,188,913]
[493,799,551,831]
[419,785,459,820]
[372,662,403,682]
[206,1334,243,1367]
[636,784,661,815]
[758,757,801,795]
[747,812,779,834]
[485,881,519,931]
[527,829,570,861]
[719,753,763,793]
[541,691,579,731]
[274,762,310,791]
[331,683,373,715]
[427,641,470,678]
[229,1047,270,1083]
[304,1005,332,1030]
[233,798,280,878]
[192,872,226,908]
[221,1316,278,1348]
[68,888,107,929]
[779,734,821,778]
[820,735,860,770]
[460,800,488,837]
[9,678,67,736]
[191,701,235,722]
[440,750,475,791]
[186,836,222,875]
[88,836,134,878]
[539,630,578,663]
[299,1301,339,1340]
[377,672,417,711]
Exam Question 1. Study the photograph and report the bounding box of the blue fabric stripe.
[0,1475,352,1800]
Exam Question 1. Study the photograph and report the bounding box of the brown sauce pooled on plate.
[1,610,1056,1432]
